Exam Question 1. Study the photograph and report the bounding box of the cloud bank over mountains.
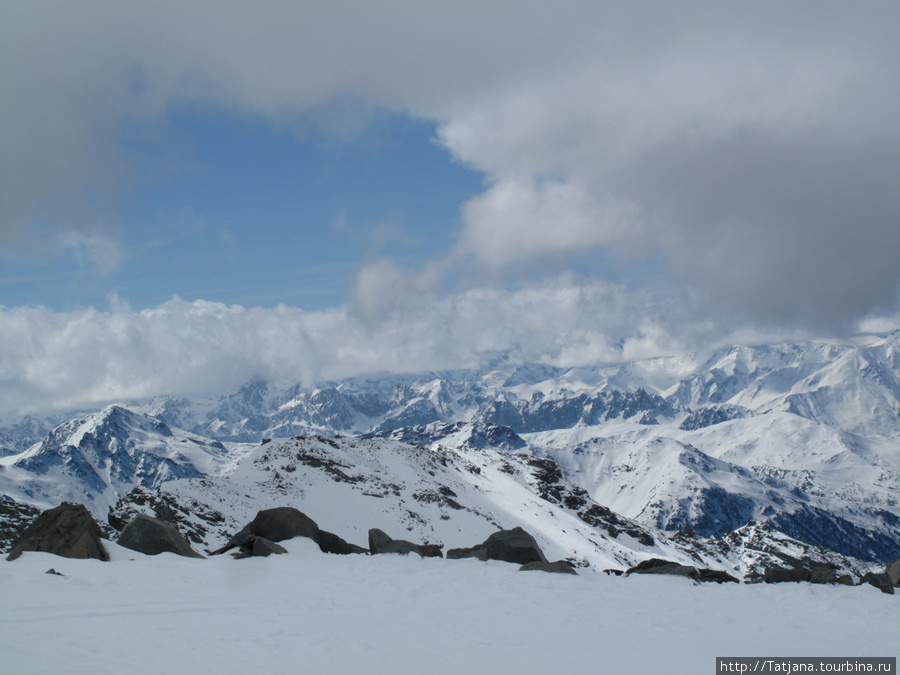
[2,1,899,415]
[0,278,711,416]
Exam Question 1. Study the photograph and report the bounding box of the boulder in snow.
[368,528,423,556]
[117,514,204,558]
[519,561,578,575]
[626,558,738,583]
[861,571,894,595]
[245,507,320,544]
[764,565,812,584]
[447,527,547,565]
[807,562,837,584]
[885,558,900,587]
[7,503,108,562]
[213,506,321,555]
[250,537,288,558]
[626,558,701,581]
[318,529,367,555]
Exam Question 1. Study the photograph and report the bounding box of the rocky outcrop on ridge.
[108,484,227,551]
[0,495,41,554]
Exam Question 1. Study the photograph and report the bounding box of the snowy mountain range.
[0,406,235,514]
[2,331,899,576]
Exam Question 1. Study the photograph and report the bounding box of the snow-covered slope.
[0,416,51,458]
[103,426,878,582]
[118,429,677,570]
[3,543,894,675]
[529,412,900,561]
[669,332,900,438]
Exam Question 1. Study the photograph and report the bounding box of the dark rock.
[519,561,577,575]
[446,546,489,561]
[212,525,254,555]
[45,568,64,576]
[696,569,740,584]
[318,529,367,555]
[764,565,812,584]
[246,507,320,544]
[886,558,900,587]
[603,568,624,576]
[7,503,109,562]
[861,572,895,595]
[251,536,287,557]
[624,558,737,584]
[418,544,444,559]
[446,527,547,566]
[222,532,288,559]
[626,558,701,581]
[117,514,204,558]
[368,528,422,556]
[836,574,855,586]
[807,562,837,585]
[212,506,321,556]
[627,559,737,584]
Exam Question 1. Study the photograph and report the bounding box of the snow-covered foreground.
[2,541,896,675]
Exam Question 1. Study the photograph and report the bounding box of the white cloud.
[4,276,898,418]
[0,280,723,418]
[455,177,634,270]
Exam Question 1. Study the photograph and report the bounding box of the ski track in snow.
[1,541,896,675]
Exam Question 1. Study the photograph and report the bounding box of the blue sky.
[1,1,898,417]
[1,106,484,311]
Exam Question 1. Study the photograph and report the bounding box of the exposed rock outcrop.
[519,560,577,575]
[0,496,41,554]
[213,506,320,555]
[117,514,204,558]
[367,528,442,557]
[318,529,368,555]
[764,565,812,584]
[213,506,366,558]
[861,571,895,595]
[696,569,740,584]
[886,558,900,587]
[625,558,738,583]
[249,537,288,558]
[626,558,701,581]
[244,506,321,544]
[447,527,547,565]
[762,561,839,585]
[7,503,108,562]
[108,484,225,549]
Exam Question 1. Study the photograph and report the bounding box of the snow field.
[1,540,896,675]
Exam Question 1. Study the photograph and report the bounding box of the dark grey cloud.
[622,132,900,328]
